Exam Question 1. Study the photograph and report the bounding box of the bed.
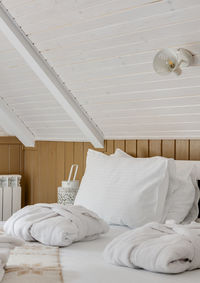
[60,225,200,283]
[2,224,200,283]
[2,153,200,282]
[60,158,200,282]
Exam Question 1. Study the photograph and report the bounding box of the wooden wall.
[0,137,24,205]
[24,139,200,205]
[1,137,200,205]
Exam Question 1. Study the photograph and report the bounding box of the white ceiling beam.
[0,98,35,146]
[0,3,104,148]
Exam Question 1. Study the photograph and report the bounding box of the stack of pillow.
[75,149,200,228]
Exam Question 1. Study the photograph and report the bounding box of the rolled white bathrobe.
[4,203,109,247]
[104,221,200,274]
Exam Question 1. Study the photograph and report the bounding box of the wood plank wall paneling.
[162,140,175,158]
[106,140,114,155]
[176,140,189,160]
[125,140,137,157]
[190,140,200,160]
[2,138,200,206]
[23,139,200,205]
[0,137,25,205]
[149,140,161,157]
[137,140,149,157]
[23,147,37,206]
[114,140,125,151]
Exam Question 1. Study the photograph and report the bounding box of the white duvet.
[104,221,200,274]
[4,203,109,247]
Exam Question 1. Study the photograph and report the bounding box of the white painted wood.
[5,93,53,104]
[0,78,43,92]
[57,5,200,47]
[56,60,200,85]
[106,133,200,139]
[84,96,200,113]
[0,6,97,143]
[97,114,200,125]
[0,126,9,136]
[9,100,57,111]
[93,105,200,119]
[2,0,200,140]
[35,127,82,135]
[15,107,66,116]
[10,0,198,43]
[5,0,166,30]
[0,3,104,148]
[37,136,87,142]
[27,120,77,129]
[34,7,199,56]
[0,98,35,146]
[39,19,200,60]
[67,71,200,92]
[0,86,49,98]
[79,87,200,104]
[22,113,72,122]
[55,51,154,73]
[36,132,86,140]
[37,33,199,66]
[73,76,200,97]
[55,54,200,79]
[103,122,200,132]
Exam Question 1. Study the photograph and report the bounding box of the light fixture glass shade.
[153,48,193,76]
[153,49,178,75]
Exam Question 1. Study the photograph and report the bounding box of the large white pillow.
[113,148,198,223]
[168,162,199,223]
[75,149,170,228]
[164,167,197,223]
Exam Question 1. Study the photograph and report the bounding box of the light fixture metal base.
[177,48,194,67]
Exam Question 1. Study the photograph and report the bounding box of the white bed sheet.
[60,225,200,283]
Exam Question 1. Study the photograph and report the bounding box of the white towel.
[104,221,200,274]
[0,232,24,282]
[4,203,109,247]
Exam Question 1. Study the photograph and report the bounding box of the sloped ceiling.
[0,126,9,136]
[0,21,88,142]
[1,0,200,141]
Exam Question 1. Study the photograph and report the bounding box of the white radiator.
[0,175,21,221]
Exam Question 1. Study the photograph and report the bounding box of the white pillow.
[75,149,170,228]
[113,148,176,222]
[113,148,198,223]
[170,162,199,223]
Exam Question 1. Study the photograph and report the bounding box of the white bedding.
[75,149,199,228]
[60,225,200,283]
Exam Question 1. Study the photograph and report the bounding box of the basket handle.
[67,164,79,182]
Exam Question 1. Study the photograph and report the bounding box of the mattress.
[60,225,200,283]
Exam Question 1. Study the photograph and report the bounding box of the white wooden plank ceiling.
[0,30,87,142]
[1,0,200,139]
[0,126,9,136]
